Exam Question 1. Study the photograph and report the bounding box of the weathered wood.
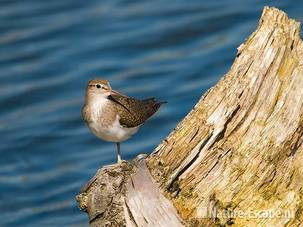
[148,6,303,226]
[76,155,184,226]
[77,6,303,226]
[77,161,134,226]
[125,155,184,226]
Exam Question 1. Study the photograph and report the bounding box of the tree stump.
[77,7,303,226]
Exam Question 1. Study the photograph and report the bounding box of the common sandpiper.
[82,79,165,162]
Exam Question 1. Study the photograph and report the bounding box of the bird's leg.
[116,142,122,163]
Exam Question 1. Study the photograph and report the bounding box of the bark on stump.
[77,7,303,226]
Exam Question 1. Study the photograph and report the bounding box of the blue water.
[0,1,302,226]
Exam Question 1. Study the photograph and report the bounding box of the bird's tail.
[142,98,167,116]
[158,101,167,105]
[143,98,167,106]
[152,100,167,111]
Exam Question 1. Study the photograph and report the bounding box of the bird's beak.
[111,89,127,97]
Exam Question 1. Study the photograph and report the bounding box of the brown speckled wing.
[108,94,164,128]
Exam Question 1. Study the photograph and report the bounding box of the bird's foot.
[117,158,126,164]
[117,153,123,163]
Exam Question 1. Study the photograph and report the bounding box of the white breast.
[88,96,140,143]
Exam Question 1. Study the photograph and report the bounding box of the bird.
[82,79,166,163]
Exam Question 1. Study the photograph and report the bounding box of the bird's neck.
[86,92,110,105]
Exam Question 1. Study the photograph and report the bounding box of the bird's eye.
[96,84,102,89]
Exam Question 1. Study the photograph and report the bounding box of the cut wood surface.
[77,7,303,226]
[77,155,184,227]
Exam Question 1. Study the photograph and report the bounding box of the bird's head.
[86,79,112,98]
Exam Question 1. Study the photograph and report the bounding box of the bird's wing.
[107,94,164,128]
